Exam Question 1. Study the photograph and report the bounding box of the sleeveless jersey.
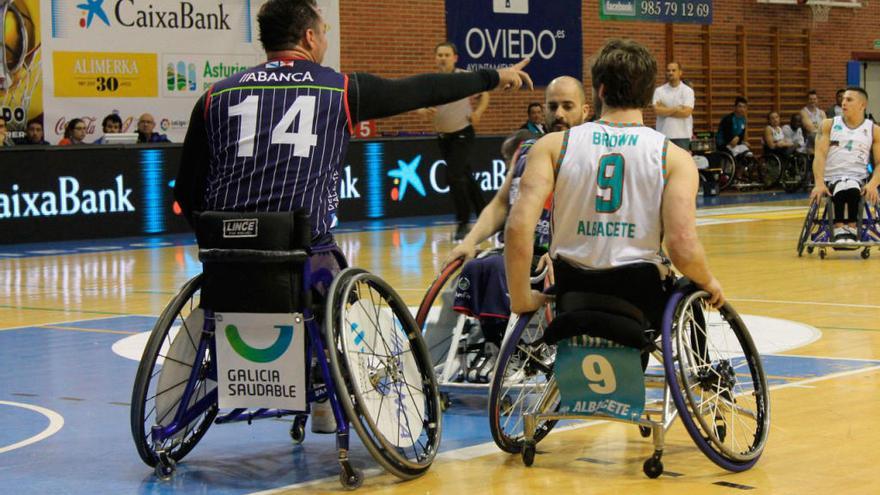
[825,116,874,181]
[203,58,352,240]
[506,138,552,252]
[550,121,667,270]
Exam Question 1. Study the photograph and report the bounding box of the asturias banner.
[445,0,582,87]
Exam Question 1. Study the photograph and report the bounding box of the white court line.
[246,359,880,494]
[730,297,880,310]
[0,401,65,454]
[0,313,130,332]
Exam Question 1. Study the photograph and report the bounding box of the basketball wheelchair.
[414,249,551,409]
[486,276,770,478]
[797,195,880,259]
[692,134,780,191]
[130,211,442,489]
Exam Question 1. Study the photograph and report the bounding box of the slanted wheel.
[797,202,818,257]
[662,286,770,472]
[712,152,736,191]
[131,275,218,468]
[488,310,558,454]
[326,268,442,480]
[761,153,782,188]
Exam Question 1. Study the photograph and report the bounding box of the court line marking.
[0,401,65,454]
[0,314,136,332]
[729,298,880,310]
[247,360,880,494]
[37,325,138,336]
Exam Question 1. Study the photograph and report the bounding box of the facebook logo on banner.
[493,0,529,14]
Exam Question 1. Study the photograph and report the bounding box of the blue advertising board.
[445,0,583,87]
[600,0,713,25]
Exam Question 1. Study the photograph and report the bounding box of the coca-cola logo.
[54,115,136,135]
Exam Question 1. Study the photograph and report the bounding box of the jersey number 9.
[596,154,625,213]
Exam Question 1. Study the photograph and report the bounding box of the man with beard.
[438,77,589,379]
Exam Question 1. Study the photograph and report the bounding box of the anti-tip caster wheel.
[819,249,827,259]
[290,415,307,445]
[339,463,364,490]
[522,441,536,467]
[440,391,451,412]
[639,426,651,438]
[807,246,814,254]
[861,249,870,260]
[154,452,176,481]
[643,454,663,479]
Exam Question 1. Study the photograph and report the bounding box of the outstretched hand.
[496,59,533,91]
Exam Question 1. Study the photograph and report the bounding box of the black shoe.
[453,223,469,242]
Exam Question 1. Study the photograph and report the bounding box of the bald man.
[439,77,590,359]
[136,113,171,143]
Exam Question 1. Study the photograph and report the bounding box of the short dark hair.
[668,61,682,71]
[501,130,536,162]
[807,89,818,97]
[257,0,320,52]
[591,39,656,110]
[836,88,846,96]
[26,119,41,129]
[435,41,457,55]
[527,102,542,114]
[735,96,748,106]
[102,113,123,129]
[846,86,869,100]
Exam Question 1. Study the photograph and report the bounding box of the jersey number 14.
[229,95,319,158]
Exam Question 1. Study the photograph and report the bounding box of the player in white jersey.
[809,87,880,242]
[506,39,723,327]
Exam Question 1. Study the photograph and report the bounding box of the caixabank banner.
[38,0,341,144]
[445,0,582,87]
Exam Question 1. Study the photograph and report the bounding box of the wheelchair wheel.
[488,309,558,454]
[782,154,808,193]
[661,288,770,472]
[797,202,819,256]
[761,154,782,188]
[709,152,736,191]
[415,257,464,330]
[131,275,218,467]
[325,267,442,479]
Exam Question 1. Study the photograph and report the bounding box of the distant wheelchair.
[415,249,551,408]
[797,196,880,259]
[487,280,770,478]
[130,211,441,489]
[779,152,812,193]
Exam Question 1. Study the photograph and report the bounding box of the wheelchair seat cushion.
[544,292,653,350]
[195,210,311,313]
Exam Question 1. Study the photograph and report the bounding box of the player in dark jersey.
[174,0,532,252]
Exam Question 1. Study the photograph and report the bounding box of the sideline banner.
[38,0,341,144]
[0,0,43,141]
[600,0,713,24]
[445,0,582,87]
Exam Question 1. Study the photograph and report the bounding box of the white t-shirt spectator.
[782,125,807,153]
[652,82,695,140]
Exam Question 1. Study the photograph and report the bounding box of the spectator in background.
[0,117,15,147]
[19,120,49,145]
[93,113,124,144]
[782,113,808,154]
[801,89,826,151]
[136,113,171,143]
[653,61,695,150]
[716,96,751,158]
[58,118,87,146]
[827,89,844,118]
[763,111,794,158]
[519,102,545,134]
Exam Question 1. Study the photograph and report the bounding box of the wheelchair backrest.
[195,210,311,313]
[544,292,652,351]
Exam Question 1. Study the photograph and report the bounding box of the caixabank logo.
[52,0,253,42]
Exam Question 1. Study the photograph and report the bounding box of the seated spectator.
[58,119,87,146]
[519,102,545,134]
[136,113,171,143]
[716,96,751,157]
[0,117,14,147]
[782,113,808,154]
[763,111,794,157]
[93,113,124,144]
[19,120,50,145]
